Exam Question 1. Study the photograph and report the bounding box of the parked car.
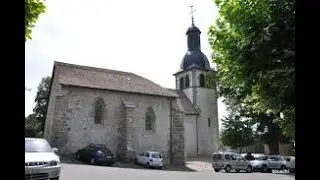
[251,155,287,173]
[25,138,61,180]
[134,151,164,168]
[283,156,295,173]
[75,144,115,166]
[212,152,253,173]
[252,153,265,159]
[240,153,265,160]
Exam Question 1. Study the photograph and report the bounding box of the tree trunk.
[268,141,279,155]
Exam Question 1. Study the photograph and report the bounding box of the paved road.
[60,163,295,180]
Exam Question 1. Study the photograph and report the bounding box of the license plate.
[25,168,40,174]
[106,156,112,158]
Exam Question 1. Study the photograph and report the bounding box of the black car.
[75,144,115,166]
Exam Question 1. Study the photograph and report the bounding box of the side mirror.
[52,147,59,154]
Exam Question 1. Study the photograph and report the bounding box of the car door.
[143,152,150,165]
[151,153,162,165]
[81,146,92,161]
[268,156,278,169]
[229,154,237,169]
[238,156,248,170]
[274,156,284,169]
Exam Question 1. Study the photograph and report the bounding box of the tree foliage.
[25,0,46,41]
[33,76,51,132]
[25,76,51,137]
[220,113,255,149]
[220,108,289,154]
[25,114,40,130]
[208,0,295,139]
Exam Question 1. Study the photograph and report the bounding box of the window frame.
[185,75,190,88]
[199,73,205,87]
[145,107,156,132]
[94,97,105,124]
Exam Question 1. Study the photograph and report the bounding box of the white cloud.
[25,0,227,129]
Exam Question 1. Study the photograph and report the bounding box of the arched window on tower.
[179,77,184,89]
[199,74,205,87]
[145,107,156,131]
[185,75,190,88]
[94,97,105,124]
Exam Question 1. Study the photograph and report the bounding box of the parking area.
[59,157,294,180]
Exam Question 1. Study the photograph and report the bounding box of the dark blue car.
[75,144,115,166]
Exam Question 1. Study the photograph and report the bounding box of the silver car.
[25,138,61,180]
[251,155,287,173]
[134,151,164,168]
[212,152,253,173]
[283,156,295,173]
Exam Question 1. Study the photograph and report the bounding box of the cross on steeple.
[190,5,195,25]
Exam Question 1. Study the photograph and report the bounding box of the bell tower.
[173,5,219,156]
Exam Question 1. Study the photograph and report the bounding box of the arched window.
[179,77,184,89]
[185,75,190,88]
[94,97,105,124]
[199,74,205,87]
[145,107,155,131]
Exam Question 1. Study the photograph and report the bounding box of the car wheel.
[50,177,59,180]
[281,165,287,170]
[225,165,231,173]
[134,158,138,164]
[236,169,240,173]
[262,165,268,173]
[246,166,252,173]
[106,161,114,166]
[90,158,96,165]
[214,168,220,172]
[146,162,150,168]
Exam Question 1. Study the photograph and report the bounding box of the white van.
[212,152,253,173]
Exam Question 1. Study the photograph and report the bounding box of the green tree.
[220,113,255,149]
[25,114,40,130]
[25,0,46,41]
[33,76,51,134]
[208,0,295,138]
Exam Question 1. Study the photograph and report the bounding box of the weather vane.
[190,5,195,25]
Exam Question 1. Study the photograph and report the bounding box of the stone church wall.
[193,68,219,156]
[44,67,64,143]
[47,85,172,160]
[184,114,197,158]
[195,88,219,156]
[171,101,186,165]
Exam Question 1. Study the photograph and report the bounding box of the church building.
[44,19,219,165]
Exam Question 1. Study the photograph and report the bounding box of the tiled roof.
[167,89,199,115]
[53,62,178,98]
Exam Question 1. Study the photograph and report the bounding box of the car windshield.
[25,139,52,153]
[99,147,112,154]
[213,154,222,160]
[257,156,269,160]
[151,153,161,158]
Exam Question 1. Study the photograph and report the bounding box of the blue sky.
[25,0,227,129]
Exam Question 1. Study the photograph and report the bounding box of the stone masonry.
[171,101,186,165]
[117,101,136,162]
[50,94,70,154]
[46,84,173,161]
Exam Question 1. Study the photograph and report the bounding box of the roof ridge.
[53,61,179,97]
[178,90,198,114]
[54,61,134,76]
